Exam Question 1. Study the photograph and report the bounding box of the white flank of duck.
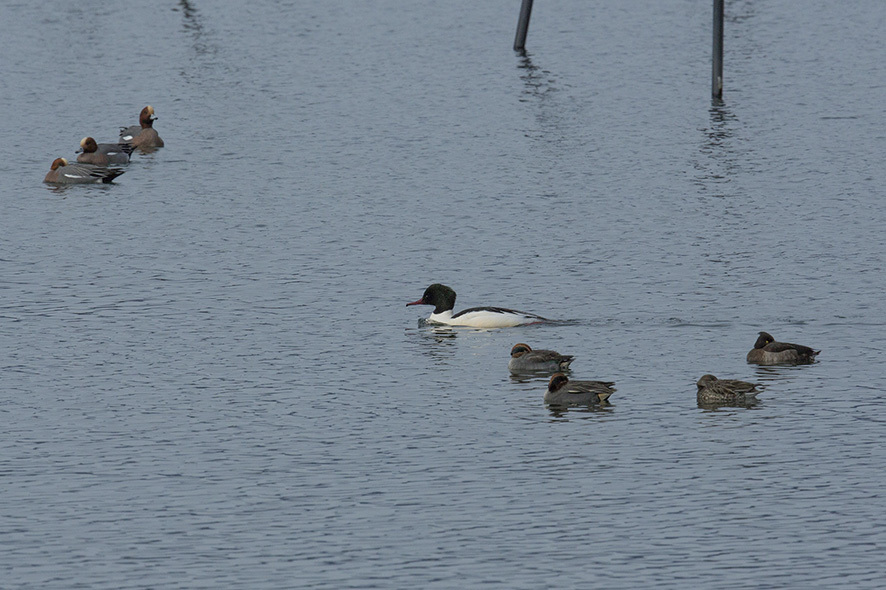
[407,284,548,328]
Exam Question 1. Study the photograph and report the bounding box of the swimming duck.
[544,373,615,406]
[119,105,164,148]
[44,158,124,184]
[509,343,573,373]
[76,137,133,165]
[746,331,819,365]
[696,374,761,403]
[407,284,548,328]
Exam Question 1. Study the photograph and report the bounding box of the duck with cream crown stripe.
[407,284,549,328]
[44,158,125,184]
[76,137,133,165]
[119,105,164,148]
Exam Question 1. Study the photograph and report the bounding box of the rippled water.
[2,1,885,588]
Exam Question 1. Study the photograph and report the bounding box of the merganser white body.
[407,284,548,328]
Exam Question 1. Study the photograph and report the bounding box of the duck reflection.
[697,397,761,411]
[403,325,459,366]
[547,401,614,419]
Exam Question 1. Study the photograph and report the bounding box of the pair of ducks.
[694,332,820,404]
[408,284,820,406]
[44,106,164,184]
[509,343,615,406]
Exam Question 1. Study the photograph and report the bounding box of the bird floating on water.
[746,331,819,365]
[509,343,573,373]
[544,373,615,406]
[407,284,548,328]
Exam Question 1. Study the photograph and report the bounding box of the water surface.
[1,1,884,588]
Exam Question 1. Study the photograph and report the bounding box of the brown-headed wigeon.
[119,105,164,148]
[76,137,133,165]
[43,158,124,184]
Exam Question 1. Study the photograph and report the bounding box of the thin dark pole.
[514,0,534,51]
[712,0,724,97]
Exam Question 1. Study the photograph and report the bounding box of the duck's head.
[753,331,774,349]
[510,343,533,358]
[406,283,457,314]
[50,157,68,170]
[696,374,718,389]
[548,373,569,392]
[79,137,98,153]
[140,105,157,127]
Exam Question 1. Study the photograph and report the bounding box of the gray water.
[2,1,885,588]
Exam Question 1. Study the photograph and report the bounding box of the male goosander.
[696,374,761,404]
[119,105,164,148]
[746,331,819,365]
[76,137,133,165]
[509,343,573,373]
[44,158,125,184]
[544,373,615,406]
[407,283,548,328]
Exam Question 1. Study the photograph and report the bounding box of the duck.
[696,374,761,404]
[544,373,615,406]
[43,158,125,184]
[509,343,573,373]
[407,283,548,328]
[746,331,819,365]
[119,105,164,148]
[76,137,133,165]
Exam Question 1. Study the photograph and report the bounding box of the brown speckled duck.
[746,331,819,365]
[544,373,615,406]
[509,343,574,373]
[696,374,761,404]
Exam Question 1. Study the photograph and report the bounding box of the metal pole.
[514,0,534,52]
[712,0,724,97]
